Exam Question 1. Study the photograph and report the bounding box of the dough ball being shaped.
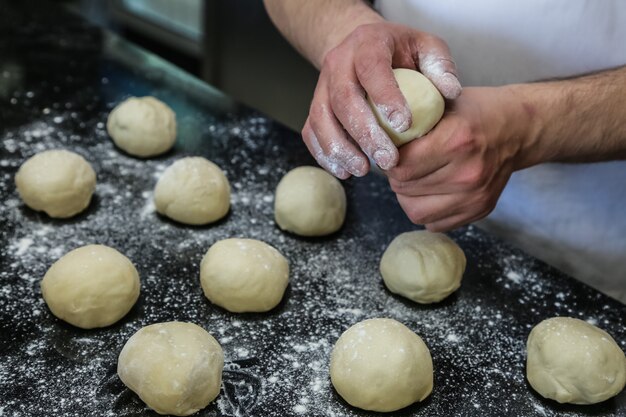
[200,238,289,312]
[380,231,466,304]
[107,96,176,157]
[369,68,445,146]
[117,322,224,416]
[274,166,346,236]
[41,245,140,329]
[15,149,96,218]
[330,318,433,412]
[154,157,230,225]
[526,317,626,404]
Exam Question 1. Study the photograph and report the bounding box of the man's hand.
[387,87,525,231]
[302,22,462,179]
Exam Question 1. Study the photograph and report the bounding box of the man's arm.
[263,0,382,69]
[387,66,626,231]
[512,66,626,167]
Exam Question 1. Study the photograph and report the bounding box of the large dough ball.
[200,238,289,312]
[369,68,444,146]
[380,231,465,303]
[117,322,224,416]
[330,318,433,412]
[15,149,96,218]
[274,166,346,236]
[526,317,626,404]
[154,157,230,225]
[41,245,140,329]
[107,96,176,157]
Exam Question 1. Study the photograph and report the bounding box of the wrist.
[314,5,384,68]
[499,84,549,170]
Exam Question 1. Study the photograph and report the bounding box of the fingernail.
[388,110,410,133]
[440,73,462,99]
[373,149,393,170]
[347,156,368,177]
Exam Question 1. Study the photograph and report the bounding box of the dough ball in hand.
[330,318,433,412]
[154,157,230,225]
[15,149,96,218]
[274,166,346,236]
[369,68,445,146]
[526,317,626,404]
[200,238,289,313]
[117,321,224,416]
[380,231,465,304]
[107,96,176,157]
[41,245,140,329]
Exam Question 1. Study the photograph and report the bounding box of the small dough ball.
[154,157,230,225]
[200,238,289,312]
[117,321,224,416]
[380,231,465,304]
[41,245,140,329]
[107,96,176,157]
[15,149,96,218]
[526,317,626,404]
[330,318,433,412]
[369,68,444,146]
[274,166,346,236]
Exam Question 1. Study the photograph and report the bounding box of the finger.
[354,43,412,134]
[425,210,490,232]
[396,193,461,225]
[308,83,370,177]
[302,120,351,179]
[327,75,399,170]
[416,34,462,99]
[386,132,450,183]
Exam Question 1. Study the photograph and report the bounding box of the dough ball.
[117,321,224,416]
[330,318,433,412]
[41,245,140,329]
[107,96,176,157]
[154,157,230,225]
[369,68,444,146]
[15,149,96,218]
[274,166,346,236]
[526,317,626,404]
[200,238,289,312]
[380,231,466,304]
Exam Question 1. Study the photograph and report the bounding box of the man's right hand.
[302,21,462,179]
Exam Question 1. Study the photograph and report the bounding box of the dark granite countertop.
[0,2,624,416]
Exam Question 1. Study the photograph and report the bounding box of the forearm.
[263,0,383,68]
[508,66,626,169]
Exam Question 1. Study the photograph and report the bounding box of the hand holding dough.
[369,68,444,146]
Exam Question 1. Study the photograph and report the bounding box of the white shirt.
[377,0,626,302]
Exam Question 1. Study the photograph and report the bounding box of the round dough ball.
[15,149,96,218]
[526,317,626,404]
[154,157,230,225]
[369,68,444,146]
[200,238,289,312]
[41,245,140,329]
[117,321,224,416]
[380,231,466,304]
[107,96,176,157]
[330,318,433,412]
[274,166,346,236]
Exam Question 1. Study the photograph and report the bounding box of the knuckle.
[329,83,356,110]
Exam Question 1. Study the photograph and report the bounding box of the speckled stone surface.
[0,2,625,416]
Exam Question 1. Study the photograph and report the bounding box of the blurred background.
[69,0,319,132]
